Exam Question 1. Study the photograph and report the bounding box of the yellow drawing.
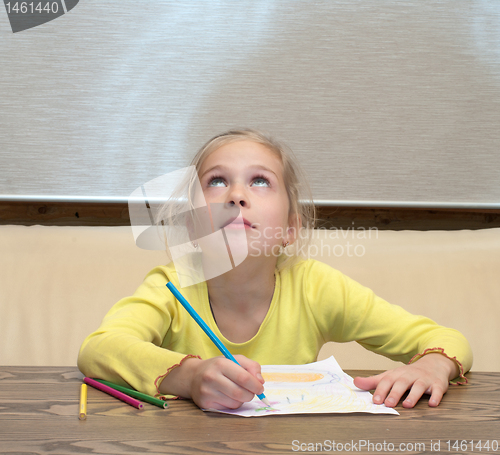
[262,372,324,383]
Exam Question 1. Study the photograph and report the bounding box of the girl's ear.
[286,213,302,245]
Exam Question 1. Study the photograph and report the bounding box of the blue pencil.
[166,281,271,407]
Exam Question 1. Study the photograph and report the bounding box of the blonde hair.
[157,129,316,270]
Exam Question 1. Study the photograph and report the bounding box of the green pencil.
[94,379,168,409]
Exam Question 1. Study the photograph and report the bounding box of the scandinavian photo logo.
[3,0,79,33]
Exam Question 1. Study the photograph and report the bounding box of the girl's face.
[197,140,293,258]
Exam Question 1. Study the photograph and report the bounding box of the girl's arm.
[306,260,472,408]
[78,266,193,397]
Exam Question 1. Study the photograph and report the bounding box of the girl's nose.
[225,184,248,208]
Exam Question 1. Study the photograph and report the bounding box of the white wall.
[1,1,500,207]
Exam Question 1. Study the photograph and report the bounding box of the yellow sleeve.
[305,260,473,381]
[77,265,195,397]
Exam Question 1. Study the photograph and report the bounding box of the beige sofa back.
[1,225,499,371]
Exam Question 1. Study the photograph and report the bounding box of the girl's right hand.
[161,355,265,410]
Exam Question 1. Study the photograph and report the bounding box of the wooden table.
[1,367,499,454]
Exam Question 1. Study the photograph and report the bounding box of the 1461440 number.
[446,440,499,452]
[5,2,59,14]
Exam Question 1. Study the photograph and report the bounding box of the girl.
[78,129,472,411]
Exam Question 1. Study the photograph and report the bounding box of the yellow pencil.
[79,383,87,420]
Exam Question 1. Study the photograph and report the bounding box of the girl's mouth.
[223,217,255,230]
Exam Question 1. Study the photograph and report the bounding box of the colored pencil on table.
[94,379,168,409]
[84,377,144,410]
[166,281,271,407]
[79,383,87,420]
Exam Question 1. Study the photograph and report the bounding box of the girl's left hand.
[353,353,459,408]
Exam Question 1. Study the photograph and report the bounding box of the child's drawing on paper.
[205,357,399,417]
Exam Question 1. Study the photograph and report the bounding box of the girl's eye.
[252,177,270,187]
[208,177,226,187]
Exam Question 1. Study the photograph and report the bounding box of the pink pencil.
[84,377,144,410]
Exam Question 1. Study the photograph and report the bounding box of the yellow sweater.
[78,259,472,397]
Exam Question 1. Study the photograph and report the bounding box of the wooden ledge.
[1,200,500,230]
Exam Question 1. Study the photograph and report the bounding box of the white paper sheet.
[204,356,399,417]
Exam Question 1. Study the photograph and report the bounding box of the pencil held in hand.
[166,281,271,407]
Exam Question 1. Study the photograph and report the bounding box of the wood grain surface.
[2,201,500,230]
[1,367,499,454]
